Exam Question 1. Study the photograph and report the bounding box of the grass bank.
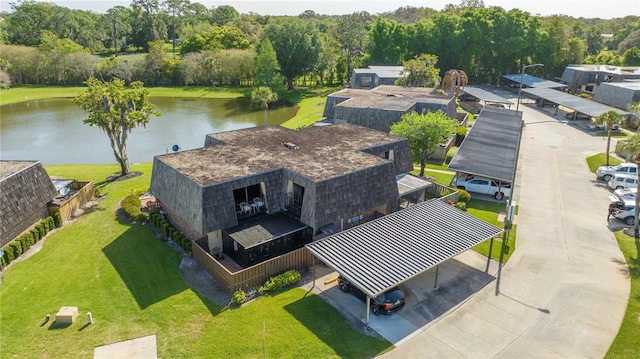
[606,231,640,358]
[0,163,390,358]
[586,153,622,173]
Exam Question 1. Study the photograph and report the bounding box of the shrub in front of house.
[121,193,148,223]
[258,270,301,293]
[53,211,63,228]
[232,290,246,305]
[455,202,467,211]
[18,233,34,252]
[8,241,22,260]
[457,189,471,203]
[455,126,467,146]
[30,228,40,242]
[445,146,458,164]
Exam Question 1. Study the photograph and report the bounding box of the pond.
[0,97,297,165]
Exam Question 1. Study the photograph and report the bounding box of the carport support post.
[433,264,439,288]
[366,296,370,326]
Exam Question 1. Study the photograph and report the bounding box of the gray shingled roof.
[305,199,503,298]
[522,88,630,117]
[461,86,512,104]
[447,107,523,183]
[502,74,566,89]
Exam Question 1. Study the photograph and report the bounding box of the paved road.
[381,93,630,358]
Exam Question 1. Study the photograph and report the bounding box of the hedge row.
[258,270,301,294]
[1,215,60,269]
[149,212,192,255]
[121,193,148,223]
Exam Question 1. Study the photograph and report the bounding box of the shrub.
[455,202,467,211]
[18,233,33,252]
[8,241,22,259]
[232,290,246,304]
[3,245,14,262]
[36,223,46,238]
[455,126,467,146]
[31,228,41,242]
[445,147,458,164]
[53,211,63,227]
[457,189,471,203]
[161,221,170,236]
[258,270,301,293]
[121,193,145,222]
[1,255,7,268]
[41,218,50,233]
[47,216,55,230]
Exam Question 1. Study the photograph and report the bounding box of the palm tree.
[592,110,625,166]
[618,133,640,238]
[251,87,278,125]
[441,69,468,99]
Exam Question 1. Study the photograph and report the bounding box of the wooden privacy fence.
[192,244,314,293]
[48,181,94,221]
[426,182,459,203]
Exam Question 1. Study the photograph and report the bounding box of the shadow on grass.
[102,226,190,310]
[284,291,390,358]
[47,322,71,330]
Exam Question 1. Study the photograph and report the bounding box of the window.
[361,76,372,87]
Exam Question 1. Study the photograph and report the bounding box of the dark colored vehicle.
[338,276,406,315]
[565,112,591,120]
[458,93,480,102]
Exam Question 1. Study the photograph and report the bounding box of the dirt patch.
[107,171,143,182]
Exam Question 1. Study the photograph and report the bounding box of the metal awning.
[522,88,629,117]
[461,87,512,104]
[306,199,503,298]
[448,107,523,183]
[502,74,566,89]
[227,213,307,250]
[396,173,432,197]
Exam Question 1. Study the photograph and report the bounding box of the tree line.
[0,0,639,88]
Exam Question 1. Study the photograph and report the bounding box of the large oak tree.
[73,77,161,176]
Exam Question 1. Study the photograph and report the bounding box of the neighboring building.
[150,123,414,268]
[323,85,457,133]
[0,161,58,246]
[593,82,640,110]
[350,66,404,89]
[559,64,640,94]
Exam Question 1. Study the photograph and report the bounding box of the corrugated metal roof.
[447,107,523,182]
[461,87,512,104]
[305,199,503,298]
[502,74,566,89]
[522,88,629,117]
[396,173,432,197]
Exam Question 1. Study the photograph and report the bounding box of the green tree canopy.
[395,53,441,87]
[251,86,278,125]
[73,77,161,176]
[264,18,323,90]
[593,110,626,166]
[390,111,457,177]
[254,37,282,88]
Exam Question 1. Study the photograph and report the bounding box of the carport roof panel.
[461,87,512,104]
[522,88,629,117]
[447,107,523,182]
[502,74,566,89]
[306,199,503,298]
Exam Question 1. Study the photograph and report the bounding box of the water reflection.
[1,97,297,165]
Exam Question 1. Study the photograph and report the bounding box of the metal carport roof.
[522,87,629,117]
[305,199,503,299]
[502,74,566,89]
[461,86,512,104]
[447,107,524,183]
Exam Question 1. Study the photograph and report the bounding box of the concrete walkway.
[381,97,630,358]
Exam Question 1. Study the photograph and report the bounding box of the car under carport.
[305,199,503,325]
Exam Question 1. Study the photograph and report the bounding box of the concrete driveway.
[379,89,630,358]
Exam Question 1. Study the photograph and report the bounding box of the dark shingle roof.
[155,123,406,186]
[306,199,503,297]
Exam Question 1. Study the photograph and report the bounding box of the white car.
[453,174,511,200]
[608,173,639,190]
[613,201,637,226]
[612,188,637,202]
[596,163,637,181]
[587,123,620,131]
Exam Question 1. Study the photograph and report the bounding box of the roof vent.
[282,142,299,150]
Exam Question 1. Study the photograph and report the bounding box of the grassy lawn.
[0,164,390,358]
[606,231,640,358]
[466,199,516,262]
[595,131,628,138]
[586,153,622,173]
